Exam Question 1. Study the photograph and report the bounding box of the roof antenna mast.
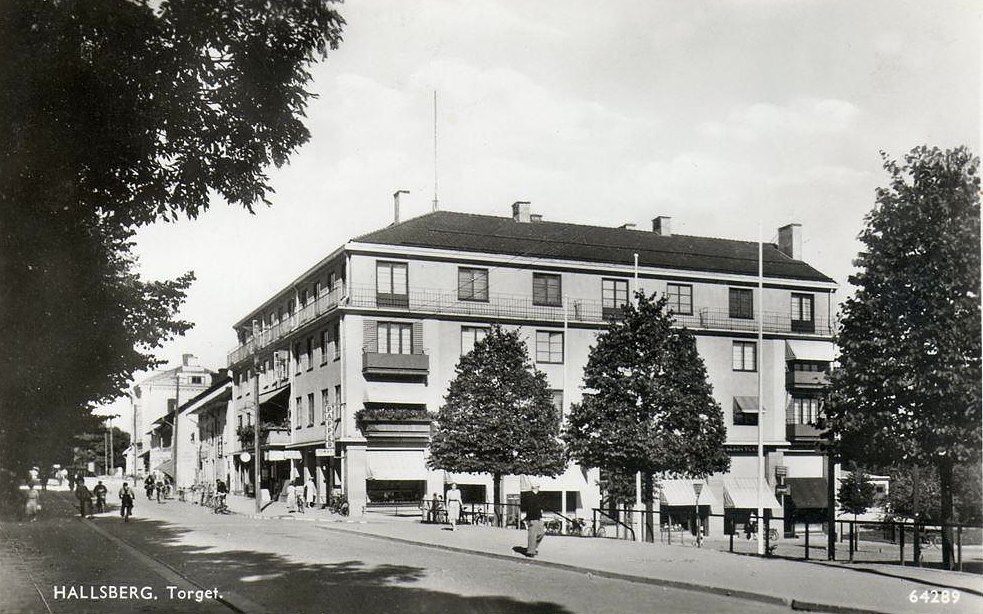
[432,90,439,212]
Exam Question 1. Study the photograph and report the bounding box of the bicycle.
[544,518,563,535]
[213,494,229,514]
[328,494,350,516]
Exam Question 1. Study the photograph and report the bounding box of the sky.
[96,0,981,425]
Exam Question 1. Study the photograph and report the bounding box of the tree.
[0,1,345,477]
[884,464,982,524]
[72,425,132,475]
[824,146,981,569]
[428,326,566,521]
[837,466,877,560]
[563,293,730,540]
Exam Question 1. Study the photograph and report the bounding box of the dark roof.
[354,211,834,283]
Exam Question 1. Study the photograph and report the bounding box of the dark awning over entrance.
[787,477,828,509]
[155,458,174,479]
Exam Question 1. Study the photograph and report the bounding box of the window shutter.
[412,321,423,353]
[363,319,377,352]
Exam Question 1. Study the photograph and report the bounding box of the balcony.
[227,287,344,366]
[362,350,429,379]
[356,407,431,439]
[785,370,829,389]
[347,285,835,337]
[786,423,824,442]
[235,424,290,452]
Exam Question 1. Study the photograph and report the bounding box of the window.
[733,407,759,426]
[315,280,322,297]
[167,398,177,412]
[320,389,329,424]
[729,288,753,319]
[300,288,309,308]
[666,283,693,316]
[333,322,341,358]
[321,330,330,365]
[377,261,409,307]
[532,273,562,306]
[190,375,204,385]
[305,336,313,370]
[307,393,315,427]
[334,385,342,420]
[791,293,815,332]
[378,322,412,355]
[295,396,303,429]
[461,326,489,355]
[536,331,564,363]
[551,390,564,423]
[294,342,302,374]
[602,279,629,318]
[237,414,243,430]
[458,267,489,301]
[328,272,337,293]
[789,397,820,425]
[732,341,756,371]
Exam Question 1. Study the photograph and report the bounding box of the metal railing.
[592,507,637,541]
[227,283,834,367]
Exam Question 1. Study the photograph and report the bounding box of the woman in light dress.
[24,483,40,521]
[445,482,463,531]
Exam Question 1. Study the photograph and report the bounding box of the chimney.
[652,216,672,236]
[182,353,195,367]
[393,190,409,224]
[778,223,802,260]
[512,201,531,223]
[619,223,637,230]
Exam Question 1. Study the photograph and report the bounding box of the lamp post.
[693,482,704,547]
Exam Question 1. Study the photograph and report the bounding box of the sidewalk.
[221,494,983,614]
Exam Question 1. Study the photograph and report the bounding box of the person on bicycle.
[119,483,134,521]
[144,474,155,499]
[93,481,108,513]
[214,479,228,513]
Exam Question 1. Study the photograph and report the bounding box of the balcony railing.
[227,283,834,366]
[786,423,824,441]
[228,287,344,366]
[362,350,429,378]
[347,285,835,337]
[785,370,830,389]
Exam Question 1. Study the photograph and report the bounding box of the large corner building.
[225,204,836,526]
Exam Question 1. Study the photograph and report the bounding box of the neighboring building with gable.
[225,204,837,526]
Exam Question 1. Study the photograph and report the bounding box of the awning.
[365,450,427,481]
[444,471,485,484]
[154,459,174,478]
[722,477,782,511]
[787,477,828,509]
[785,340,836,363]
[733,396,762,413]
[659,479,720,507]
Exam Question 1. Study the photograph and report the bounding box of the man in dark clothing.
[75,480,93,518]
[93,481,108,513]
[525,484,545,557]
[144,474,155,499]
[119,483,135,521]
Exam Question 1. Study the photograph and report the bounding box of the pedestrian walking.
[155,477,164,503]
[445,482,463,531]
[24,483,40,522]
[428,493,441,523]
[93,481,108,513]
[67,472,75,492]
[75,480,93,518]
[524,484,545,557]
[285,481,297,512]
[214,479,228,513]
[295,479,306,514]
[304,476,316,510]
[118,483,135,521]
[144,474,155,499]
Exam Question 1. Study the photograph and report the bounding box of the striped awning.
[366,450,427,481]
[659,479,719,507]
[722,477,782,511]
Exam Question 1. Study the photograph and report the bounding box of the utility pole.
[253,355,261,513]
[172,369,180,489]
[756,216,765,556]
[108,416,114,474]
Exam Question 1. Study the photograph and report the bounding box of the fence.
[589,506,981,570]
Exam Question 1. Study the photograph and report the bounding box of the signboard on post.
[315,448,333,457]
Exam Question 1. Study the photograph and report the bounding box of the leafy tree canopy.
[883,464,982,524]
[563,293,730,479]
[824,146,981,469]
[0,0,345,475]
[837,466,877,517]
[428,326,566,481]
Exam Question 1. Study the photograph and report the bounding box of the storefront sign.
[266,450,285,461]
[284,450,302,460]
[315,448,333,457]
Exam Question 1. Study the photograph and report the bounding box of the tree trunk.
[643,472,654,543]
[493,472,502,528]
[939,460,955,570]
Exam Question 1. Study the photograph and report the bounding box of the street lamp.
[693,482,704,547]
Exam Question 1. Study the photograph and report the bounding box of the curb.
[309,523,898,614]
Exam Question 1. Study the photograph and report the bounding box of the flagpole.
[756,215,765,556]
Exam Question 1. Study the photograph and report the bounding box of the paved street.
[1,488,790,614]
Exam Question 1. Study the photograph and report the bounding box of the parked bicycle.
[328,493,350,516]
